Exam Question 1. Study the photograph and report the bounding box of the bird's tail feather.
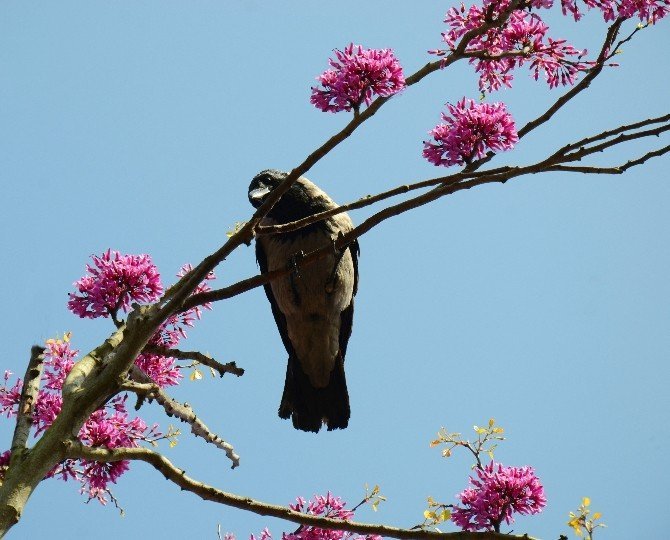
[278,354,350,433]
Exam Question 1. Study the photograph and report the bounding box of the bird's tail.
[278,353,350,433]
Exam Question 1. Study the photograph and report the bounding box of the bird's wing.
[255,241,297,358]
[338,238,359,360]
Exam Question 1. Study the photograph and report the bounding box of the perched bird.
[248,169,359,433]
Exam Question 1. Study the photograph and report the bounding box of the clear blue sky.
[1,2,668,538]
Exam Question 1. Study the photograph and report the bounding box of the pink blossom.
[67,249,163,319]
[0,335,162,505]
[134,353,182,387]
[311,44,405,113]
[423,98,518,166]
[224,494,381,540]
[148,264,215,349]
[42,336,78,390]
[561,0,669,22]
[436,3,591,92]
[451,461,547,532]
[283,493,381,540]
[251,528,273,540]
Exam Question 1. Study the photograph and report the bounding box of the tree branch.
[8,346,45,468]
[64,441,538,540]
[143,345,244,378]
[548,143,670,174]
[127,367,240,468]
[180,113,669,312]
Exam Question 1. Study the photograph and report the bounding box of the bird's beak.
[249,186,271,201]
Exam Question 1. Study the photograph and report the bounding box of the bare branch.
[128,367,240,468]
[64,440,538,540]
[560,113,670,154]
[143,345,244,378]
[8,346,45,467]
[548,144,670,174]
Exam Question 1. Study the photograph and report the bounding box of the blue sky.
[1,2,668,538]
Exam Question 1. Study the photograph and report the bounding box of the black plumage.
[249,170,359,433]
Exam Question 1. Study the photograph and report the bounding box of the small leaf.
[371,484,380,496]
[439,509,451,522]
[582,497,591,507]
[169,439,178,448]
[371,501,379,512]
[190,369,203,381]
[429,440,441,447]
[424,510,436,520]
[592,512,602,520]
[488,418,495,427]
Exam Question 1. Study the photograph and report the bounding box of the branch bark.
[65,441,539,540]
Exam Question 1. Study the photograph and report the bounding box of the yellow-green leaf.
[169,439,178,448]
[582,497,591,507]
[488,418,495,427]
[439,509,451,522]
[593,512,602,520]
[424,510,436,520]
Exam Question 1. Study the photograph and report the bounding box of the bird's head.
[248,169,333,224]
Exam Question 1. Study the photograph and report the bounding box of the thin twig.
[144,345,244,377]
[127,367,240,468]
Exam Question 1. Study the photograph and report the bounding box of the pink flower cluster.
[423,98,518,166]
[311,44,405,113]
[435,2,590,92]
[561,0,669,22]
[451,461,547,532]
[225,494,381,540]
[67,249,163,319]
[135,264,215,387]
[0,336,160,504]
[68,253,216,388]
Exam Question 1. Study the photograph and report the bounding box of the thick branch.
[8,346,45,467]
[65,441,537,540]
[128,367,240,468]
[143,345,244,377]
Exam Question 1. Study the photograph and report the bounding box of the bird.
[248,169,359,433]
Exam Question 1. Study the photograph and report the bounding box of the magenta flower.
[134,353,182,387]
[451,461,547,532]
[561,0,669,22]
[436,3,590,92]
[148,264,215,349]
[68,249,163,319]
[423,98,518,166]
[0,334,161,505]
[311,43,405,113]
[283,493,381,540]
